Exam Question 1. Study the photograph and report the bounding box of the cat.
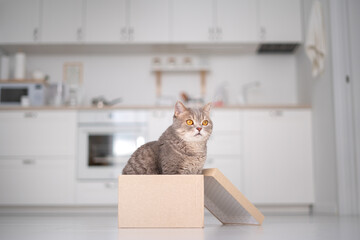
[122,101,213,175]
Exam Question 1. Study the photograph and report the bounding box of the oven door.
[78,125,147,179]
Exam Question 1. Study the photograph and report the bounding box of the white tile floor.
[0,213,359,240]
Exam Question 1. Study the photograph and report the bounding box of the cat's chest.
[181,155,206,173]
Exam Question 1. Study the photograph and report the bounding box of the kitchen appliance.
[78,110,148,179]
[0,83,44,106]
[91,96,122,108]
[45,82,67,106]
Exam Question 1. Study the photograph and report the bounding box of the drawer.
[207,133,242,156]
[203,157,243,190]
[0,157,75,205]
[78,110,148,124]
[75,181,118,205]
[0,111,76,156]
[210,110,242,132]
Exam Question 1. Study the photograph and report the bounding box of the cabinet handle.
[33,28,39,41]
[208,27,214,40]
[260,27,266,40]
[216,27,222,40]
[121,27,127,41]
[269,110,283,117]
[105,182,117,189]
[22,159,36,165]
[77,28,83,41]
[207,158,214,164]
[128,27,134,41]
[24,112,38,118]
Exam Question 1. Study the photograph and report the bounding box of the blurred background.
[0,0,359,218]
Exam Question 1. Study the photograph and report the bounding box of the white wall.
[25,53,298,106]
[347,0,360,213]
[296,0,338,214]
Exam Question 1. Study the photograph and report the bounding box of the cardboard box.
[118,168,264,228]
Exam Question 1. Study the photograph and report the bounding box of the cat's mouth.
[195,133,202,136]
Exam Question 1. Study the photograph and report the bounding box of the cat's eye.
[186,119,194,125]
[202,120,209,126]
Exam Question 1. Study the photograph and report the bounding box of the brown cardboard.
[118,175,204,228]
[203,168,265,225]
[118,168,264,228]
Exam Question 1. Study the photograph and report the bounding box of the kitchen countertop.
[0,104,311,111]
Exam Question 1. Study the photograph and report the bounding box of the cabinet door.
[75,181,118,205]
[85,0,126,42]
[0,0,40,43]
[129,0,169,42]
[204,157,242,190]
[259,0,302,42]
[147,110,173,141]
[243,110,314,204]
[0,111,77,156]
[0,158,74,205]
[216,0,258,42]
[171,0,213,42]
[41,0,83,42]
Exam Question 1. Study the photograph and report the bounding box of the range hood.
[257,43,299,53]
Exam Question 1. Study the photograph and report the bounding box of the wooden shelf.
[152,67,209,98]
[0,79,47,84]
[151,66,210,72]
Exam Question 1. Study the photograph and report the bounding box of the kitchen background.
[0,0,359,217]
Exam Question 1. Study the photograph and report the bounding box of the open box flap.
[203,168,265,225]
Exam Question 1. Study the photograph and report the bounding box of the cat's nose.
[196,127,202,132]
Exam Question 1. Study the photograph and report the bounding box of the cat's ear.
[203,102,212,113]
[174,101,187,117]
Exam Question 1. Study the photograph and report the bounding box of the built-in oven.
[78,110,148,179]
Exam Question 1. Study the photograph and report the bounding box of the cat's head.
[172,101,213,142]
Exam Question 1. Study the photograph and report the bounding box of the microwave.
[0,83,44,106]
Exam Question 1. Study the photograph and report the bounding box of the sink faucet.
[238,81,261,104]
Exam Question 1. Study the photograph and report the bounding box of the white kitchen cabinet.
[258,0,302,42]
[0,111,77,156]
[0,0,40,43]
[0,157,75,205]
[216,0,258,42]
[171,0,213,42]
[75,181,118,205]
[206,109,243,189]
[84,0,126,42]
[147,110,173,141]
[204,157,242,190]
[85,0,169,43]
[41,0,84,42]
[129,0,169,42]
[171,0,258,43]
[243,110,314,204]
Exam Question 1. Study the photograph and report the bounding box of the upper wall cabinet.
[84,0,126,43]
[259,0,302,43]
[171,0,213,42]
[84,0,169,43]
[216,0,258,42]
[41,0,84,43]
[129,0,169,42]
[171,0,258,43]
[0,0,302,45]
[0,0,41,43]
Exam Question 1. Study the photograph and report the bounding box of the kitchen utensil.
[91,96,122,108]
[14,52,26,80]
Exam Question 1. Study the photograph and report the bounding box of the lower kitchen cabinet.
[0,157,75,205]
[75,181,118,205]
[204,156,242,190]
[243,109,314,204]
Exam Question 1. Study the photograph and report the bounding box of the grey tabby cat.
[122,101,213,175]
